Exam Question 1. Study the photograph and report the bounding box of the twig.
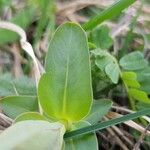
[112,106,150,123]
[133,123,150,150]
[104,117,129,150]
[111,125,134,148]
[107,111,150,136]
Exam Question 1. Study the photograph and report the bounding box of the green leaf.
[89,25,113,49]
[128,89,150,104]
[119,51,148,70]
[15,112,47,123]
[38,23,92,123]
[136,102,150,110]
[0,74,16,96]
[93,49,120,83]
[105,62,120,84]
[122,72,140,88]
[0,74,36,97]
[0,7,35,44]
[65,121,98,150]
[95,55,113,71]
[0,121,65,150]
[85,99,112,124]
[136,67,150,94]
[13,76,36,96]
[0,96,38,119]
[64,108,150,139]
[82,0,136,30]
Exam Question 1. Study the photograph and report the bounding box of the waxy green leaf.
[0,121,65,150]
[38,23,92,123]
[0,96,38,119]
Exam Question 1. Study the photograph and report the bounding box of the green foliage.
[89,25,113,49]
[38,23,92,123]
[0,121,65,150]
[122,72,140,88]
[128,89,150,104]
[120,51,150,107]
[136,67,150,94]
[92,49,120,83]
[0,74,36,97]
[119,51,148,70]
[0,0,150,148]
[0,96,38,119]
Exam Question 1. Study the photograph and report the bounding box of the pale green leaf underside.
[0,121,65,150]
[38,22,92,122]
[64,121,98,150]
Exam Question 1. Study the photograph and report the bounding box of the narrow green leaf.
[64,108,150,139]
[65,121,98,150]
[15,112,48,123]
[38,23,92,122]
[85,99,112,124]
[0,121,65,150]
[0,96,38,119]
[119,51,148,70]
[82,0,136,30]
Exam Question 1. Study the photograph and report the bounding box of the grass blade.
[82,0,136,30]
[64,108,150,139]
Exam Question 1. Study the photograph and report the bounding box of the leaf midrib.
[62,26,73,117]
